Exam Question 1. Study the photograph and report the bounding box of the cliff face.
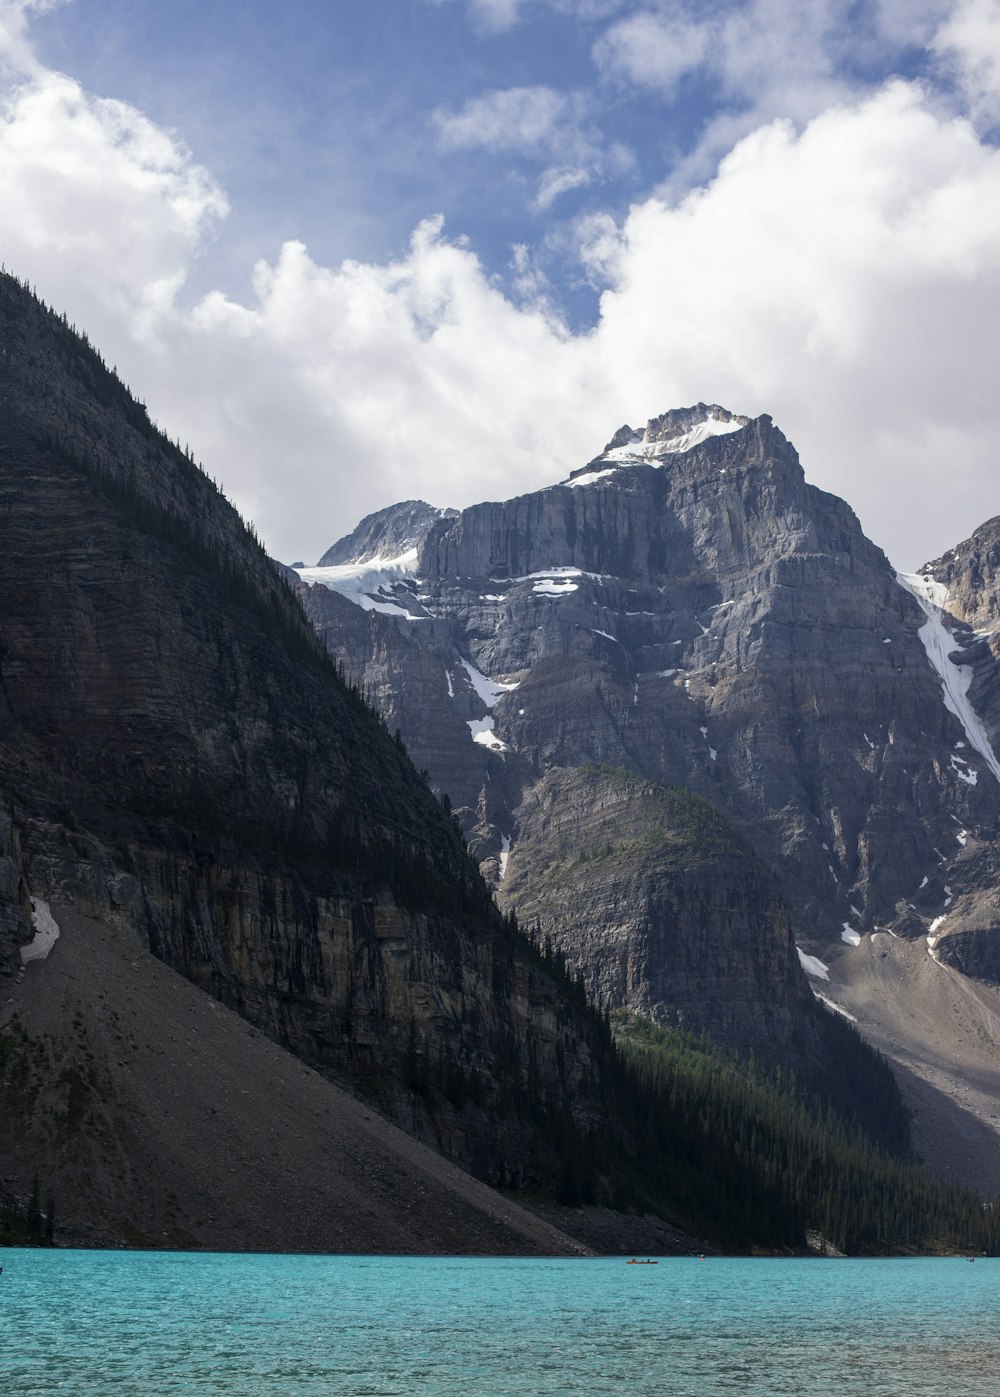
[904,522,1000,986]
[0,801,31,975]
[297,406,1000,1053]
[502,769,813,1057]
[0,272,608,1189]
[0,904,587,1255]
[926,516,1000,633]
[317,500,457,567]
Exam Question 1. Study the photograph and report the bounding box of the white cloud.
[433,85,578,155]
[591,2,870,198]
[593,11,710,95]
[165,222,598,558]
[592,1,972,141]
[587,80,1000,567]
[0,64,226,349]
[872,0,952,48]
[535,164,593,209]
[432,84,628,209]
[4,9,1000,573]
[463,0,529,31]
[192,81,1000,570]
[0,0,66,76]
[932,0,1000,128]
[594,0,869,119]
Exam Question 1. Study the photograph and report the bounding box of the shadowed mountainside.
[0,271,612,1210]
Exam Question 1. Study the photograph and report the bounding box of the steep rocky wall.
[295,407,1000,1064]
[299,584,499,821]
[922,519,1000,757]
[501,768,816,1058]
[313,414,1000,945]
[0,273,610,1188]
[318,500,457,567]
[0,798,31,976]
[23,816,599,1181]
[926,516,1000,633]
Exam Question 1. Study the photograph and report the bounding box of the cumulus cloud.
[591,1,885,191]
[189,81,1000,569]
[932,0,1000,128]
[3,5,1000,573]
[0,0,65,76]
[587,80,1000,565]
[593,1,970,146]
[0,63,226,351]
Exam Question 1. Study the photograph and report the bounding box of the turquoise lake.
[2,1251,999,1395]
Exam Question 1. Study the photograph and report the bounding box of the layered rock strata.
[0,272,609,1194]
[297,406,1000,1053]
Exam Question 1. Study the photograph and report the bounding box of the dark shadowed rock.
[0,271,617,1207]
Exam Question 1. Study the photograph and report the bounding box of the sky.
[1,0,999,569]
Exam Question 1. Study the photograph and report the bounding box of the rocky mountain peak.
[595,403,753,462]
[318,499,457,567]
[921,515,1000,634]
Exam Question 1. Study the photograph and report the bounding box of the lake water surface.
[2,1251,998,1395]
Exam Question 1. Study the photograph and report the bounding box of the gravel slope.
[828,934,1000,1199]
[0,906,588,1255]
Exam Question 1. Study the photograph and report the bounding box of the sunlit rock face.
[908,519,1000,983]
[298,404,1000,1041]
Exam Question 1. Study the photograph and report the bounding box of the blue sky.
[2,0,999,566]
[20,0,742,319]
[23,0,942,317]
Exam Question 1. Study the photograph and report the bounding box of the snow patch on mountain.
[897,571,1000,786]
[458,659,519,708]
[601,413,746,465]
[20,899,60,964]
[813,992,858,1022]
[563,468,616,489]
[533,579,578,595]
[796,947,829,980]
[491,567,608,585]
[467,717,508,751]
[295,551,423,618]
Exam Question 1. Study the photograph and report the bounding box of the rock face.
[0,904,587,1255]
[297,405,1000,1058]
[0,802,31,976]
[503,768,814,1050]
[903,523,1000,986]
[317,500,456,567]
[0,271,612,1198]
[926,516,1000,634]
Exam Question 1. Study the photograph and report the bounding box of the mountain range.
[2,270,997,1254]
[294,404,1000,1198]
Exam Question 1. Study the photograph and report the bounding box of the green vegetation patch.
[602,1009,999,1255]
[569,767,747,865]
